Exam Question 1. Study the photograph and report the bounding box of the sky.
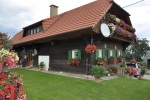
[0,0,150,41]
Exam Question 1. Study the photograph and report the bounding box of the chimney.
[50,4,58,17]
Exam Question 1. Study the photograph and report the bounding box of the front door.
[28,51,33,66]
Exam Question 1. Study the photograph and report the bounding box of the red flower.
[0,90,6,99]
[85,44,97,53]
[5,84,15,100]
[0,81,4,85]
[0,74,6,81]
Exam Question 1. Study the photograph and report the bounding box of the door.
[28,50,33,66]
[38,55,50,71]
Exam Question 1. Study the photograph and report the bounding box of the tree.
[125,38,150,62]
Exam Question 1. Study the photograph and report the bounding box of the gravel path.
[27,68,118,81]
[24,68,150,81]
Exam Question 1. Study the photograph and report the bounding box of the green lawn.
[11,68,150,100]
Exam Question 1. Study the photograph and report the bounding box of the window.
[24,24,44,37]
[108,50,116,59]
[31,29,33,34]
[37,27,40,33]
[68,50,81,61]
[34,28,36,33]
[72,50,78,59]
[117,50,123,57]
[95,49,106,59]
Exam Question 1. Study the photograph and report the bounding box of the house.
[12,0,136,74]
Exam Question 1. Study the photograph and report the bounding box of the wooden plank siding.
[14,34,128,74]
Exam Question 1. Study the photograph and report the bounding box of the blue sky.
[0,0,150,41]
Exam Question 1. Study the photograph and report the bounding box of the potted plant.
[108,66,118,76]
[96,58,104,65]
[39,61,45,71]
[91,65,106,80]
[117,56,124,63]
[109,56,117,64]
[71,57,80,66]
[139,67,146,80]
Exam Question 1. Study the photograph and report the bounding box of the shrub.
[39,62,45,68]
[120,62,126,68]
[91,65,106,78]
[140,67,146,76]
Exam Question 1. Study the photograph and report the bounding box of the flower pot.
[94,77,100,81]
[139,75,144,80]
[110,73,116,76]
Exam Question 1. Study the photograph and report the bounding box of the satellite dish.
[100,23,111,37]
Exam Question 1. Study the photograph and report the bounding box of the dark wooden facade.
[14,31,128,74]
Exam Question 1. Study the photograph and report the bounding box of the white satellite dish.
[100,23,111,37]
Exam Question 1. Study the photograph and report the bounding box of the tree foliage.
[125,38,150,62]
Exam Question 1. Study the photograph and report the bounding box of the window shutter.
[95,50,99,60]
[117,50,119,57]
[113,50,116,57]
[120,50,123,56]
[68,50,72,61]
[102,50,105,59]
[77,50,81,60]
[108,50,110,59]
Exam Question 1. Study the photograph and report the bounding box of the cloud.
[0,0,150,41]
[0,0,34,37]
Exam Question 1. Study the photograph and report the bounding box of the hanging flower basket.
[85,44,97,53]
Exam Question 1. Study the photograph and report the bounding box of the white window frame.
[118,50,121,56]
[98,49,102,58]
[72,50,78,59]
[110,50,113,56]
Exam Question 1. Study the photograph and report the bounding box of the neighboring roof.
[11,0,113,45]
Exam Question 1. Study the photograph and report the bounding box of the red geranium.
[0,90,6,99]
[0,74,6,81]
[85,44,97,53]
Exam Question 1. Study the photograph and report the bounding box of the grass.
[11,68,150,100]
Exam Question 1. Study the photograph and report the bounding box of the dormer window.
[24,24,43,37]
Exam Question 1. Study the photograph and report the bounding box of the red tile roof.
[12,0,113,45]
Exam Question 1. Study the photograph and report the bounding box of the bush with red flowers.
[85,44,97,53]
[0,73,27,100]
[0,32,27,100]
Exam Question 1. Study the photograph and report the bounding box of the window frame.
[68,49,81,61]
